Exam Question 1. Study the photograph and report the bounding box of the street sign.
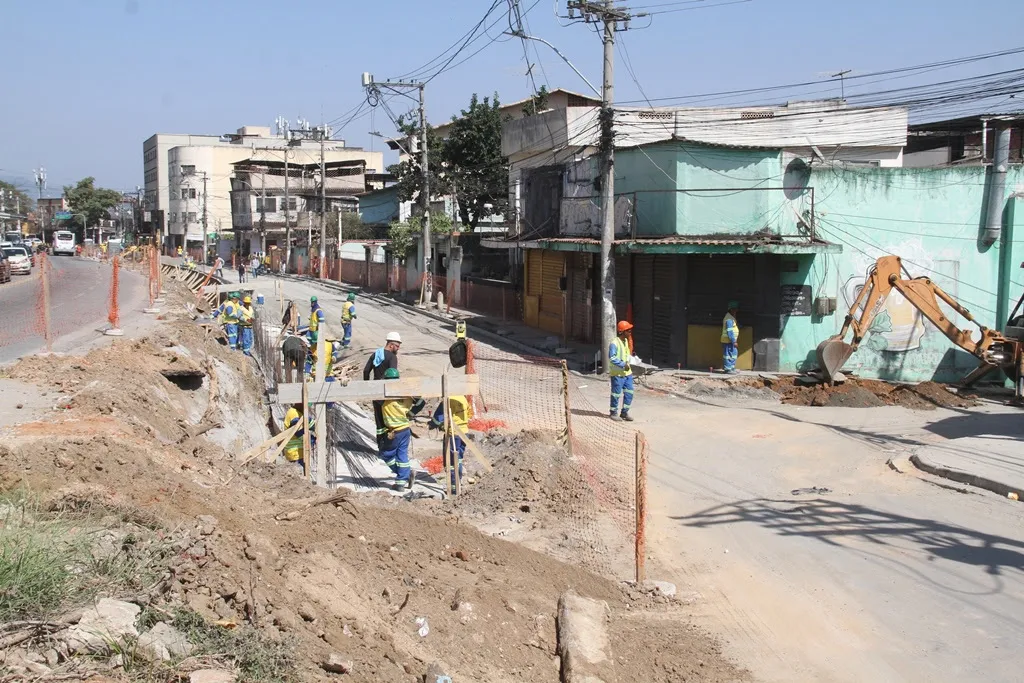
[55,211,72,220]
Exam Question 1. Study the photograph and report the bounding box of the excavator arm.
[818,255,1005,381]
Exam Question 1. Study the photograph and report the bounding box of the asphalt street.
[0,256,148,364]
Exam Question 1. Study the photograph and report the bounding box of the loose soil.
[0,278,744,682]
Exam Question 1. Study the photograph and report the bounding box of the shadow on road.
[924,412,1024,441]
[673,497,1024,577]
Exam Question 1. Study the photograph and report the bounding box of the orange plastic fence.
[107,255,121,328]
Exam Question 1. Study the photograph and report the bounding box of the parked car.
[0,251,10,284]
[3,246,31,275]
[52,230,76,256]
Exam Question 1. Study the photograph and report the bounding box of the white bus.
[53,230,76,256]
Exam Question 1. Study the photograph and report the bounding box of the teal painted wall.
[616,143,792,237]
[780,166,1024,382]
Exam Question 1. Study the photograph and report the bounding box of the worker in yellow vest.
[431,394,473,491]
[379,367,425,491]
[341,293,357,348]
[237,295,255,355]
[721,300,739,374]
[308,296,324,346]
[214,292,240,349]
[283,403,315,467]
[609,320,635,421]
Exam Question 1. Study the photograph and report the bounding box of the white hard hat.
[385,331,402,343]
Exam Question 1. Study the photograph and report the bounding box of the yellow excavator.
[816,255,1024,399]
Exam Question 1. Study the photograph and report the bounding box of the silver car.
[3,246,31,275]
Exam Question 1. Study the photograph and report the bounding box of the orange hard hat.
[617,320,633,333]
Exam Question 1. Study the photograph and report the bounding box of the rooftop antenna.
[831,69,852,100]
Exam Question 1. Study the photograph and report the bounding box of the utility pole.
[567,0,634,373]
[284,147,291,272]
[361,73,432,302]
[201,172,209,262]
[34,167,46,240]
[319,125,328,280]
[260,169,267,255]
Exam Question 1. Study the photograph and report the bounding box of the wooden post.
[278,280,284,318]
[635,432,647,585]
[314,334,328,488]
[301,375,311,481]
[561,360,573,456]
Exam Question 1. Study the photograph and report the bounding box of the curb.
[271,274,587,370]
[909,452,1021,501]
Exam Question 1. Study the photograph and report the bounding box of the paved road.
[0,257,149,364]
[252,272,1024,682]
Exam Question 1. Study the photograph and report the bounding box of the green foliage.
[388,212,453,261]
[63,177,122,228]
[440,92,509,232]
[0,180,34,215]
[386,115,449,209]
[522,85,550,116]
[328,210,373,242]
[171,608,295,681]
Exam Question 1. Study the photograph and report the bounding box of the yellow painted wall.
[686,324,754,371]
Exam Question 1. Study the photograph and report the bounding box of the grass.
[171,608,296,682]
[0,488,170,622]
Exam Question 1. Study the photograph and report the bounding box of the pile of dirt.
[0,285,745,682]
[767,376,978,410]
[678,377,780,402]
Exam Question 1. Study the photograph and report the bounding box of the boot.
[621,411,634,422]
[609,412,621,421]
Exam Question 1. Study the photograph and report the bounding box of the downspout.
[982,125,1011,246]
[997,194,1023,329]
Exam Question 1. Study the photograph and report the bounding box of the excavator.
[816,255,1024,400]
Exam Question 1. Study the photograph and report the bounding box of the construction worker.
[281,334,307,383]
[308,296,325,346]
[340,293,357,348]
[609,320,635,421]
[176,245,183,258]
[722,300,739,374]
[364,332,403,449]
[379,368,425,491]
[430,394,473,491]
[237,295,255,355]
[215,292,241,349]
[283,403,314,468]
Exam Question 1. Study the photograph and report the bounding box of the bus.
[53,230,76,256]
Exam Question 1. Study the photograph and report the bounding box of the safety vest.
[382,397,414,433]
[609,337,632,377]
[341,301,355,323]
[433,396,472,430]
[721,313,738,344]
[237,304,254,327]
[219,301,239,324]
[309,306,323,332]
[284,407,304,462]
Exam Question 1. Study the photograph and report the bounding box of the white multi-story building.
[143,125,384,247]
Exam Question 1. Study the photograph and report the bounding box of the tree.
[386,114,449,210]
[63,177,122,228]
[440,93,509,232]
[388,212,453,262]
[326,211,373,242]
[522,85,550,116]
[0,180,34,216]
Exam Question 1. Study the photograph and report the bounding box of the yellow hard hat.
[243,296,252,303]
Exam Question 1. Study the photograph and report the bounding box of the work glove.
[410,398,427,415]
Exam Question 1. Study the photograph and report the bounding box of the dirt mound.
[0,295,744,681]
[766,376,977,411]
[891,381,978,410]
[679,377,779,402]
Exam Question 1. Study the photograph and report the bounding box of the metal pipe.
[982,125,1011,246]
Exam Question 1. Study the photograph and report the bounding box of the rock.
[321,653,353,674]
[643,580,677,599]
[453,550,469,562]
[557,591,611,683]
[197,514,218,528]
[533,613,557,653]
[64,598,141,653]
[216,584,239,600]
[423,662,450,683]
[214,600,235,620]
[297,602,317,622]
[243,546,258,561]
[43,648,60,667]
[189,670,236,683]
[138,622,194,661]
[273,612,298,632]
[54,454,75,469]
[188,542,207,557]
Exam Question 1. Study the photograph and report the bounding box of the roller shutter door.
[538,251,565,335]
[614,254,631,321]
[568,253,592,342]
[651,255,675,365]
[632,254,655,362]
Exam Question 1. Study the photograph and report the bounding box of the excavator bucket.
[816,337,855,382]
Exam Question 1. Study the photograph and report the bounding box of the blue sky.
[1,0,1022,194]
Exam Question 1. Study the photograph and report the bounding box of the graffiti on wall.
[840,250,960,354]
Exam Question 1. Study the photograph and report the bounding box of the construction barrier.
[467,340,648,581]
[104,255,123,335]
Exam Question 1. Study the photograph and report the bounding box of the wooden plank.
[278,374,480,404]
[301,376,311,481]
[314,335,327,488]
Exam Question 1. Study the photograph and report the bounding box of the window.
[189,188,197,199]
[256,197,277,213]
[169,212,177,224]
[187,212,197,223]
[286,197,297,211]
[180,189,188,200]
[181,165,196,176]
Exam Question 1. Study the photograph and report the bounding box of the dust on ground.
[0,279,744,683]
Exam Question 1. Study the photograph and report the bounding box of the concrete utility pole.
[201,172,209,260]
[284,147,291,272]
[361,73,432,302]
[34,167,46,239]
[319,126,327,279]
[567,0,635,373]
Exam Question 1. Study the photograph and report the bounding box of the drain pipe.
[982,124,1011,246]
